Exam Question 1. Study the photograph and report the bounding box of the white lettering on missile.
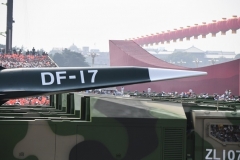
[41,70,98,85]
[56,71,66,84]
[205,149,240,160]
[41,72,54,85]
[80,71,85,83]
[69,75,76,79]
[88,70,98,83]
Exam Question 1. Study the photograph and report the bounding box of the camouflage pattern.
[182,99,240,160]
[191,110,240,160]
[0,93,186,160]
[0,93,240,160]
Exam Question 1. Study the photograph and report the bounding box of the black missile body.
[0,66,207,103]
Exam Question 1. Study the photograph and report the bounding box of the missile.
[0,66,207,104]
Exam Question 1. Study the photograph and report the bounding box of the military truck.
[0,93,239,160]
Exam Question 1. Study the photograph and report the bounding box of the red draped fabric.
[182,26,192,40]
[157,33,164,44]
[207,20,219,37]
[227,16,240,33]
[197,23,209,38]
[189,25,200,39]
[217,18,229,35]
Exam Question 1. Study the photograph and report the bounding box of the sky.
[0,0,240,53]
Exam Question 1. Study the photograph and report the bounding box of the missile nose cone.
[148,68,207,82]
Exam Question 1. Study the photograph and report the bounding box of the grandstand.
[0,53,57,105]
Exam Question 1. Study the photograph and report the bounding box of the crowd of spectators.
[213,90,238,101]
[119,88,240,102]
[195,90,240,101]
[210,124,240,142]
[0,50,57,105]
[0,47,48,56]
[5,96,50,106]
[0,53,56,68]
[82,88,123,96]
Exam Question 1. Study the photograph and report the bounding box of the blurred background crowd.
[0,51,57,105]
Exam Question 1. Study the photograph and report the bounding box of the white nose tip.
[148,68,207,81]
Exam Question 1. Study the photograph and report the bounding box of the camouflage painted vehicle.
[182,100,240,160]
[0,93,240,160]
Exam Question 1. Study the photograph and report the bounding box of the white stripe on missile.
[148,68,207,82]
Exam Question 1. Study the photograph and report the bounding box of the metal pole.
[6,0,13,54]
